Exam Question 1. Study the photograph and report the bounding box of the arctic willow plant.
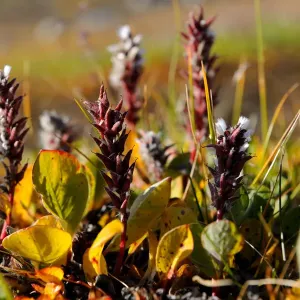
[83,84,135,273]
[207,116,253,220]
[0,66,28,240]
[39,110,78,152]
[182,7,219,142]
[108,25,144,126]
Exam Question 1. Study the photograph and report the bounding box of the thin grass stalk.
[254,0,268,139]
[22,60,32,135]
[188,48,196,135]
[201,61,215,143]
[261,83,299,160]
[251,110,300,186]
[168,0,181,126]
[232,61,247,125]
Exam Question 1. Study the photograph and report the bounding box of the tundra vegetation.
[0,2,299,300]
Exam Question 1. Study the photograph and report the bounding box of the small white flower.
[133,34,142,45]
[118,25,131,40]
[239,142,249,152]
[215,118,227,136]
[3,65,11,78]
[243,129,253,142]
[238,116,250,130]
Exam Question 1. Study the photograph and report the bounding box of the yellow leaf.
[83,249,107,280]
[140,231,158,285]
[12,164,35,227]
[0,193,10,217]
[156,224,194,279]
[2,225,72,265]
[125,130,145,171]
[128,232,148,256]
[160,205,198,237]
[83,219,123,278]
[33,215,65,230]
[35,267,64,284]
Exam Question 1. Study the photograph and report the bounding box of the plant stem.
[114,197,128,276]
[0,185,15,242]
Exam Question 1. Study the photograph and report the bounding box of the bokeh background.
[1,0,299,143]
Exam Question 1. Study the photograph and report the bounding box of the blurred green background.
[1,0,299,136]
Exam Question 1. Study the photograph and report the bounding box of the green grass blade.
[254,0,268,139]
[201,61,216,143]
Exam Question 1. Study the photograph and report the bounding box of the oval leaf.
[156,224,194,279]
[2,225,72,264]
[126,177,172,246]
[190,223,216,278]
[32,150,89,233]
[12,164,35,227]
[33,215,66,230]
[160,206,198,237]
[83,219,123,278]
[201,220,244,265]
[35,267,64,284]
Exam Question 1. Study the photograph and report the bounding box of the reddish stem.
[216,209,223,221]
[0,185,15,242]
[114,197,128,276]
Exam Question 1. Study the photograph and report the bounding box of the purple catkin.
[0,65,28,240]
[108,25,144,126]
[207,116,253,220]
[83,84,135,209]
[182,7,219,142]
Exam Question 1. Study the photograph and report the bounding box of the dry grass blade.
[273,246,297,295]
[193,275,234,287]
[251,110,300,186]
[74,97,93,124]
[232,58,248,125]
[237,278,300,299]
[22,60,33,135]
[261,83,299,160]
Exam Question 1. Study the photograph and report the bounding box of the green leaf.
[156,224,194,279]
[165,153,191,178]
[190,223,216,278]
[230,186,250,225]
[160,205,197,237]
[85,155,106,205]
[107,177,171,251]
[2,225,72,264]
[0,273,13,300]
[82,165,97,216]
[126,177,172,246]
[201,220,244,265]
[32,150,89,233]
